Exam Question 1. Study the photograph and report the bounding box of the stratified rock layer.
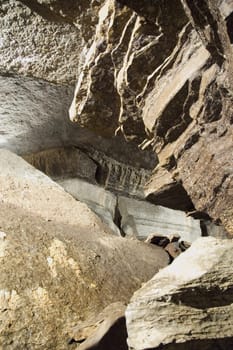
[68,0,233,233]
[126,237,233,350]
[0,149,169,350]
[118,196,202,241]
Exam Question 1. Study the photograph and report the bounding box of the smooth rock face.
[24,147,203,239]
[58,178,121,236]
[118,197,202,242]
[126,237,233,350]
[0,149,169,349]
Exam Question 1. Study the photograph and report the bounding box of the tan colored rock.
[70,302,127,350]
[126,237,233,350]
[0,149,169,349]
[164,242,182,260]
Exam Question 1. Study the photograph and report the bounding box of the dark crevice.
[212,174,229,196]
[152,337,233,350]
[184,0,225,65]
[114,197,125,237]
[68,337,85,345]
[170,285,233,309]
[19,0,74,25]
[226,12,233,44]
[147,182,195,212]
[200,220,208,236]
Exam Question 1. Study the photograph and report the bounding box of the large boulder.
[0,149,169,349]
[126,237,233,350]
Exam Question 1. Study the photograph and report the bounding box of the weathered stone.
[118,196,202,241]
[164,242,182,260]
[0,149,169,349]
[0,75,74,155]
[70,302,127,350]
[126,237,233,350]
[87,149,152,198]
[0,0,81,84]
[68,0,233,234]
[24,147,97,183]
[179,240,191,251]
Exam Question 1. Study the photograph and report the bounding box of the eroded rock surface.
[126,237,233,350]
[1,0,231,234]
[67,0,233,233]
[0,149,169,349]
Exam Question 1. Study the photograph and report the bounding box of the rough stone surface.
[0,149,169,349]
[24,147,98,183]
[67,0,233,233]
[0,75,74,154]
[2,0,231,234]
[0,1,233,348]
[126,237,233,350]
[0,0,82,84]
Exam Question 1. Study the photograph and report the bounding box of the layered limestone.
[67,0,233,233]
[0,149,169,349]
[126,237,233,350]
[24,147,223,241]
[2,0,231,233]
[57,178,121,236]
[0,1,157,179]
[118,197,202,241]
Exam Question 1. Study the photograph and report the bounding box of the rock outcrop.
[0,0,233,349]
[126,237,233,350]
[1,0,232,235]
[0,149,169,349]
[67,0,233,233]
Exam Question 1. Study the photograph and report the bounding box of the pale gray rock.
[57,178,121,236]
[0,149,169,349]
[126,237,233,350]
[0,0,81,84]
[118,196,202,242]
[204,220,231,239]
[0,75,74,155]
